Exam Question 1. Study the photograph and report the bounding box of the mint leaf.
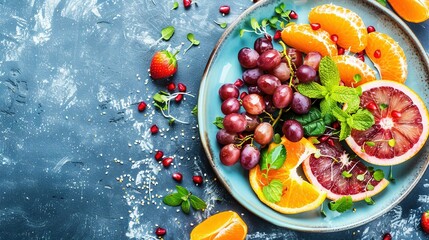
[176,185,189,196]
[329,196,353,213]
[262,179,283,203]
[189,195,207,210]
[181,199,191,214]
[161,26,175,41]
[330,85,359,104]
[373,169,385,181]
[350,109,374,130]
[339,121,351,141]
[163,193,183,206]
[260,145,286,171]
[318,56,340,90]
[331,106,349,122]
[320,97,337,116]
[213,117,224,129]
[296,82,327,99]
[344,95,361,114]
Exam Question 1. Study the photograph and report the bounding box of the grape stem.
[278,40,295,87]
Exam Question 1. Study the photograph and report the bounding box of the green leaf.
[291,107,327,136]
[163,193,183,206]
[172,1,179,9]
[339,121,351,141]
[176,185,189,196]
[189,195,207,210]
[269,16,278,25]
[219,22,227,29]
[331,106,350,122]
[366,184,375,191]
[329,196,353,213]
[260,145,286,171]
[388,138,396,147]
[320,97,337,116]
[181,199,191,214]
[187,33,200,45]
[239,29,246,37]
[376,0,387,7]
[296,82,327,99]
[373,169,385,181]
[261,19,268,27]
[353,74,362,83]
[191,105,198,116]
[365,141,376,147]
[389,166,395,183]
[213,117,224,129]
[350,109,375,130]
[344,96,361,114]
[365,197,375,205]
[342,171,352,178]
[331,85,360,104]
[380,103,388,110]
[262,179,283,203]
[250,18,260,30]
[318,56,340,90]
[161,26,175,41]
[356,174,365,181]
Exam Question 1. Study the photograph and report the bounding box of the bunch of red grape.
[217,36,323,170]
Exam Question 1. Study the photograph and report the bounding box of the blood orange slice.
[303,140,389,201]
[346,80,429,166]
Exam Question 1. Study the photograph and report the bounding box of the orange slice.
[281,24,338,56]
[365,32,407,83]
[190,211,247,240]
[308,4,368,53]
[331,55,376,87]
[249,137,326,214]
[388,0,429,23]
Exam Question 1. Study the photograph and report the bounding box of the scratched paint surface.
[0,0,428,239]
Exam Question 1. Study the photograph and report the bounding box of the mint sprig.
[260,145,287,203]
[163,185,207,214]
[262,179,283,203]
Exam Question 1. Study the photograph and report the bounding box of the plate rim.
[198,0,429,232]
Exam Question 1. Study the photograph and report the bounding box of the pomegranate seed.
[137,101,147,112]
[337,47,345,55]
[240,92,248,99]
[150,124,159,134]
[175,94,183,102]
[265,34,272,42]
[289,10,298,19]
[383,233,392,240]
[172,172,183,182]
[162,157,173,167]
[327,138,335,147]
[183,0,191,8]
[330,34,338,43]
[154,150,164,161]
[332,121,340,129]
[374,49,381,58]
[234,79,244,87]
[167,82,176,91]
[155,227,166,236]
[219,5,230,15]
[192,175,203,185]
[391,110,402,119]
[178,83,187,92]
[357,55,365,62]
[273,30,281,41]
[367,25,376,33]
[357,50,365,56]
[310,23,321,30]
[366,101,377,111]
[318,135,329,143]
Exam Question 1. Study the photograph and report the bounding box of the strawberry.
[422,210,429,233]
[149,50,178,80]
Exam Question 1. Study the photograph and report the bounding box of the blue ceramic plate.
[198,0,429,232]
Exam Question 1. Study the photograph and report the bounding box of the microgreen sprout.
[151,26,175,47]
[214,20,227,29]
[172,1,179,10]
[153,91,195,124]
[183,33,200,54]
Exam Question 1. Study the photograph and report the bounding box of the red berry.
[357,55,365,62]
[155,227,166,236]
[175,94,183,102]
[150,124,159,134]
[330,34,338,43]
[367,25,376,33]
[332,121,340,129]
[183,0,191,8]
[234,79,244,87]
[162,157,173,167]
[273,30,281,41]
[391,110,402,119]
[327,138,335,147]
[219,5,230,15]
[192,175,203,185]
[137,101,147,112]
[289,10,298,19]
[172,172,183,182]
[374,49,381,58]
[421,210,429,233]
[167,82,176,91]
[337,47,345,55]
[240,92,248,99]
[310,23,321,30]
[366,101,378,111]
[382,233,392,240]
[318,135,329,143]
[178,83,187,92]
[154,150,164,161]
[149,50,178,80]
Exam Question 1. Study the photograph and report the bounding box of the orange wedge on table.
[308,4,368,53]
[281,24,338,56]
[249,137,326,214]
[365,32,408,83]
[388,0,429,23]
[331,55,376,87]
[190,211,247,240]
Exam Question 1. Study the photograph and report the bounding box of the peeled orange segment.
[308,4,368,53]
[346,80,429,166]
[281,24,338,56]
[331,55,376,87]
[387,0,429,23]
[249,137,326,214]
[365,32,407,83]
[303,140,389,202]
[190,211,247,240]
